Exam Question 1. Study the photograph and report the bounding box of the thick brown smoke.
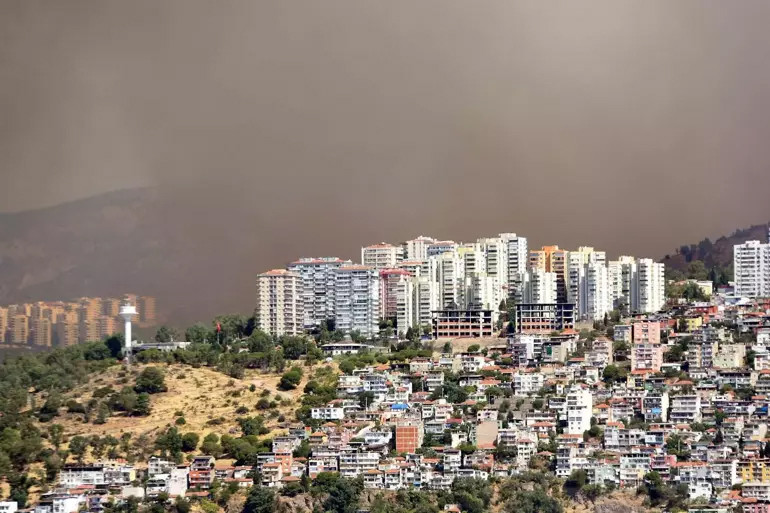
[2,0,770,262]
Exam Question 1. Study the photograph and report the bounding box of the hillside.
[35,363,308,443]
[1,335,678,513]
[0,188,271,324]
[661,221,770,277]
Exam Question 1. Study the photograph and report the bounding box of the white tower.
[119,302,137,362]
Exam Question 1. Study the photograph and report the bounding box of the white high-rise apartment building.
[608,256,636,311]
[401,236,435,262]
[288,257,352,328]
[396,276,439,332]
[608,257,665,314]
[633,259,665,314]
[567,252,586,308]
[397,260,425,278]
[567,248,611,321]
[566,386,593,435]
[465,274,502,311]
[579,246,606,266]
[521,269,558,304]
[415,278,439,329]
[506,235,528,299]
[380,269,411,321]
[396,278,415,334]
[459,243,486,276]
[433,251,464,309]
[734,241,770,298]
[427,240,459,258]
[256,269,303,336]
[583,261,611,321]
[361,243,403,269]
[333,266,380,338]
[478,236,508,280]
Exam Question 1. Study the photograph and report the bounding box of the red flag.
[216,322,222,333]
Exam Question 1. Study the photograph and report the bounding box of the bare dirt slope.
[35,362,315,443]
[436,337,507,356]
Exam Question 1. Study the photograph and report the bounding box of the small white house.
[0,502,18,513]
[311,407,345,420]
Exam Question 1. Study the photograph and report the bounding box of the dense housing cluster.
[7,237,770,513]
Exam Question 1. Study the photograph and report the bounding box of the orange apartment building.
[31,318,52,347]
[529,245,569,302]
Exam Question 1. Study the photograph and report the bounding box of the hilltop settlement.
[4,233,770,513]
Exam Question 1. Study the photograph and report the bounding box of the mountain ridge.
[0,187,258,324]
[661,222,770,278]
[1,186,768,323]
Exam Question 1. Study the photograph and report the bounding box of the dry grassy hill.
[432,337,507,356]
[32,362,330,456]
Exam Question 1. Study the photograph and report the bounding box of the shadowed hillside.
[2,187,768,323]
[0,188,262,324]
[661,222,770,279]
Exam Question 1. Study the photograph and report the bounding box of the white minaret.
[119,302,137,363]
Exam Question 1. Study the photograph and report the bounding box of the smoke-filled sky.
[2,1,770,260]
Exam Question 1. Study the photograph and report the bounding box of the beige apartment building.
[9,314,29,344]
[55,311,80,347]
[31,318,52,347]
[0,306,7,343]
[137,296,157,327]
[257,269,303,336]
[102,298,121,318]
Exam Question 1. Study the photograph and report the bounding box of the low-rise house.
[643,392,670,422]
[671,395,702,424]
[743,482,770,502]
[619,453,650,488]
[311,406,345,420]
[189,456,215,490]
[513,372,544,395]
[34,494,84,513]
[688,482,712,501]
[717,369,756,389]
[60,465,106,488]
[739,459,770,483]
[321,343,381,356]
[308,449,339,478]
[363,469,383,489]
[148,457,176,477]
[442,449,462,474]
[260,462,283,488]
[339,450,380,478]
[460,354,489,373]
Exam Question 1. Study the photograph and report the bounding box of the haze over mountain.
[0,187,764,324]
[0,188,275,323]
[3,2,770,268]
[0,188,203,323]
